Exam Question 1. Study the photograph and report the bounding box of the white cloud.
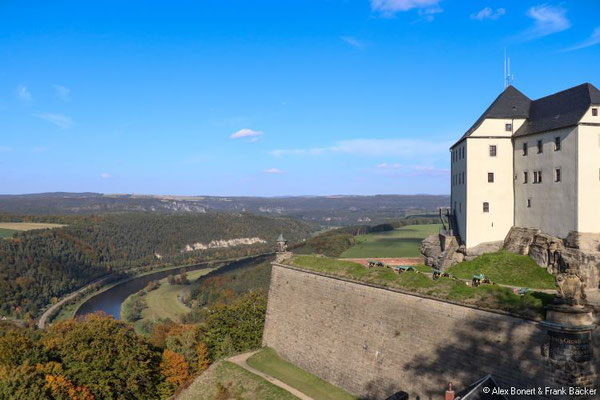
[521,4,570,40]
[0,146,12,152]
[101,172,112,179]
[263,168,283,174]
[53,84,71,100]
[270,138,451,158]
[563,27,600,51]
[341,36,365,49]
[16,85,32,101]
[33,113,73,129]
[371,0,442,18]
[230,128,263,140]
[471,7,506,21]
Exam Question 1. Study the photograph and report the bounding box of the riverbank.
[42,253,272,328]
[121,268,214,334]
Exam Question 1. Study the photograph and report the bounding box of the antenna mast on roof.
[504,49,514,89]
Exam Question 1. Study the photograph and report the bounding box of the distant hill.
[0,193,449,226]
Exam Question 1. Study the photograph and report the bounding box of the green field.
[247,348,357,400]
[0,228,18,238]
[122,268,214,330]
[340,224,441,258]
[178,360,298,400]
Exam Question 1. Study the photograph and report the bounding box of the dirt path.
[227,351,313,400]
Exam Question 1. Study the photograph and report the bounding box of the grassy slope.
[340,224,441,258]
[448,250,556,289]
[122,268,213,328]
[177,361,298,400]
[0,229,18,238]
[290,255,554,319]
[247,348,356,400]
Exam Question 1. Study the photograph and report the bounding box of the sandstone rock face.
[503,227,540,255]
[566,231,600,252]
[464,240,503,257]
[420,234,442,267]
[420,233,462,270]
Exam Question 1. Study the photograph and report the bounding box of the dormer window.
[505,123,512,132]
[593,108,598,116]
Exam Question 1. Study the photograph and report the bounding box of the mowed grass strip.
[290,255,553,319]
[448,250,556,289]
[178,360,298,400]
[247,347,357,400]
[0,222,66,231]
[340,224,441,258]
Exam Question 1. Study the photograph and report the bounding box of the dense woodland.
[0,213,313,318]
[0,290,267,399]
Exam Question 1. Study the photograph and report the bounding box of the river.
[75,255,269,320]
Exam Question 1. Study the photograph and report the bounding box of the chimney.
[445,382,455,400]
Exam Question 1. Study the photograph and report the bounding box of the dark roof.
[453,86,531,148]
[514,82,600,137]
[456,375,507,400]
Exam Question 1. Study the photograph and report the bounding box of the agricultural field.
[247,347,357,400]
[0,222,65,238]
[340,224,440,258]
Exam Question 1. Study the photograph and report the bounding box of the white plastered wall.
[513,126,578,238]
[577,124,600,233]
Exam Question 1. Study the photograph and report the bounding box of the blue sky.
[1,1,599,196]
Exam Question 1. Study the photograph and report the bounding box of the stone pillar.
[541,267,597,396]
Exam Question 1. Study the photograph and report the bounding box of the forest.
[0,213,313,319]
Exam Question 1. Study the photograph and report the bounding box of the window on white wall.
[527,198,531,208]
[554,137,561,151]
[488,172,494,183]
[505,123,512,131]
[523,142,528,156]
[533,170,543,183]
[483,202,489,213]
[555,168,561,182]
[523,171,528,183]
[489,145,497,157]
[593,108,598,116]
[537,140,543,153]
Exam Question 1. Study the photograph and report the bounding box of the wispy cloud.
[471,7,506,21]
[520,4,570,40]
[101,172,112,179]
[375,162,449,176]
[230,128,263,142]
[371,0,442,18]
[0,146,12,152]
[270,138,451,158]
[263,168,283,174]
[33,113,73,129]
[16,85,32,101]
[53,84,71,100]
[562,27,600,51]
[341,36,365,49]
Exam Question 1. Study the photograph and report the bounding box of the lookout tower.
[277,233,288,253]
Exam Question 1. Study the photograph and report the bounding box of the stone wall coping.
[273,262,544,324]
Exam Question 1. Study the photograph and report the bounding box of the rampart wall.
[262,264,598,399]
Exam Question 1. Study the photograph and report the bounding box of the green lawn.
[448,250,556,289]
[340,224,441,258]
[178,360,298,400]
[290,255,554,319]
[247,347,357,400]
[0,228,18,238]
[122,268,214,330]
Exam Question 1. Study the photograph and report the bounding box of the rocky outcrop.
[183,237,267,252]
[420,233,463,270]
[462,241,503,261]
[565,231,600,252]
[503,227,540,255]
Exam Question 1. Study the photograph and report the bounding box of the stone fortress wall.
[262,264,599,399]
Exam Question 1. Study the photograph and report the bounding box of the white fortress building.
[450,83,600,249]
